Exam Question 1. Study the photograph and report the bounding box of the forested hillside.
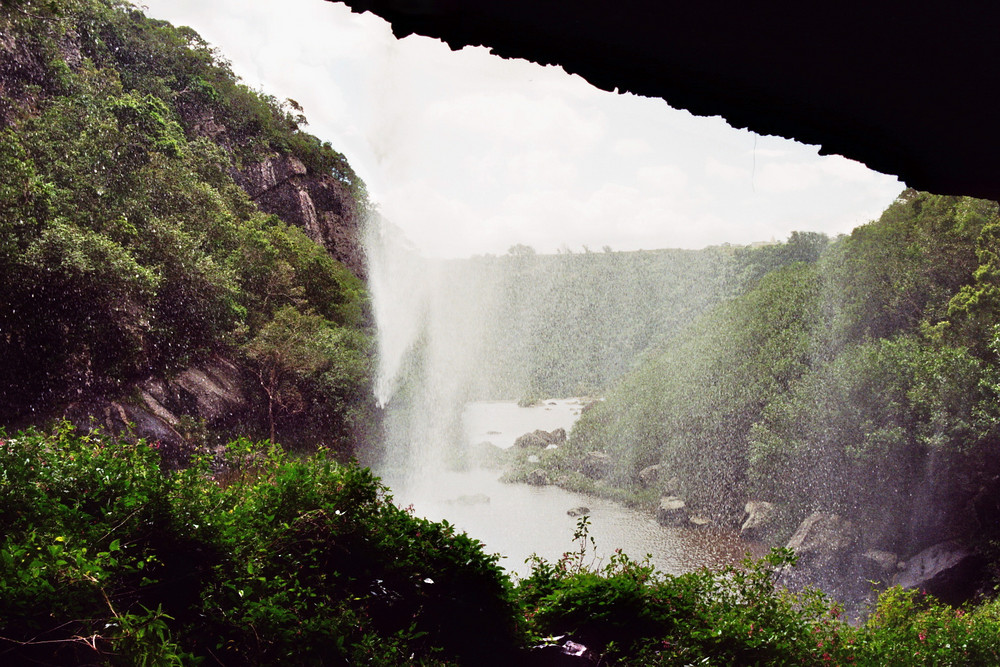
[544,190,1000,599]
[0,0,375,456]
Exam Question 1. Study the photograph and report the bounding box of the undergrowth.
[3,426,1000,665]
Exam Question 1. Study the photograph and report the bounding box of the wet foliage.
[0,0,373,450]
[0,425,518,665]
[5,427,1000,665]
[565,191,1000,545]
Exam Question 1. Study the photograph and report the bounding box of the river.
[382,398,764,579]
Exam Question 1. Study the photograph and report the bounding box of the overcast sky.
[137,0,903,257]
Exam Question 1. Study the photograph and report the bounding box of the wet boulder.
[526,468,550,486]
[741,501,779,541]
[637,464,662,488]
[581,451,612,479]
[854,549,899,586]
[515,432,549,449]
[453,493,491,505]
[567,506,590,517]
[894,541,984,605]
[781,512,857,593]
[656,496,687,527]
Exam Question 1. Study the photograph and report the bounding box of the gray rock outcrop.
[780,512,857,595]
[894,541,984,605]
[741,501,779,541]
[515,432,549,449]
[581,451,612,479]
[656,495,687,527]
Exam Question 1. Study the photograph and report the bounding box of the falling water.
[364,214,501,496]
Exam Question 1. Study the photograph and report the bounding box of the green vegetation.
[554,191,1000,551]
[0,0,373,452]
[5,432,1000,665]
[455,245,738,400]
[520,518,1000,665]
[0,425,517,665]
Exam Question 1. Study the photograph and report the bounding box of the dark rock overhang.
[336,0,999,202]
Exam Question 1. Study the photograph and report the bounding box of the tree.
[246,307,329,442]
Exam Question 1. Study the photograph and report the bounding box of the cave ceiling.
[336,0,1000,202]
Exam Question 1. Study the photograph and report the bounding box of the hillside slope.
[0,0,375,458]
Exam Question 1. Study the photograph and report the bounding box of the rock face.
[894,541,984,605]
[855,550,899,587]
[64,355,255,467]
[236,155,365,279]
[656,496,687,527]
[740,501,779,541]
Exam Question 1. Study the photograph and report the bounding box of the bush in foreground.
[0,425,517,665]
[4,426,1000,665]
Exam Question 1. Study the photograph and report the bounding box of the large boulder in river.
[894,541,984,605]
[656,496,688,527]
[780,512,857,594]
[581,451,613,479]
[515,432,548,449]
[741,501,779,541]
[854,549,899,587]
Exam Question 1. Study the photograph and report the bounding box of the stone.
[663,476,681,495]
[526,468,550,486]
[453,493,490,505]
[656,495,687,527]
[567,506,590,517]
[780,512,857,593]
[854,550,899,585]
[515,432,548,449]
[172,356,247,425]
[688,514,711,527]
[786,512,856,558]
[740,500,779,541]
[894,541,984,605]
[637,464,662,488]
[581,451,612,479]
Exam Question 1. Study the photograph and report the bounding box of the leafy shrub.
[0,426,518,665]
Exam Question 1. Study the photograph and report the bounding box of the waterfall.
[363,214,500,497]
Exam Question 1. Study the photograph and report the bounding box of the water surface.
[385,399,763,579]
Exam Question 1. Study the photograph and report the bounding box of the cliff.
[0,0,375,458]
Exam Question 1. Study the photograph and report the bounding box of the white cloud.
[137,0,904,257]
